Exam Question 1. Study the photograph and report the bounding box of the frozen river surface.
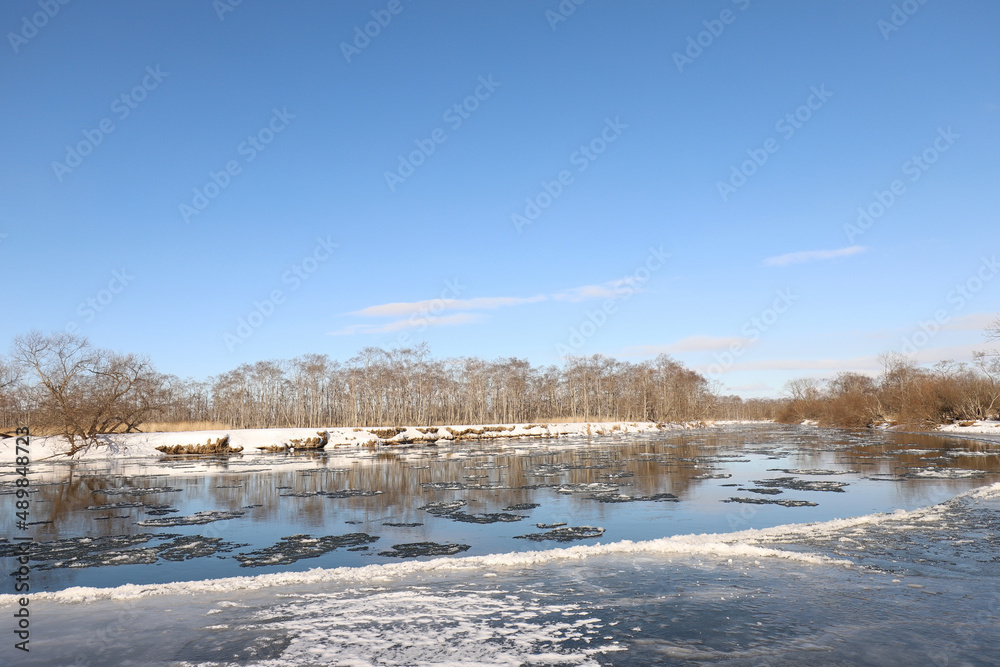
[3,423,1000,665]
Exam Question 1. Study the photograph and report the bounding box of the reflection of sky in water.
[4,424,1000,592]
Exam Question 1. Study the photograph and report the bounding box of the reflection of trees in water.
[15,426,1000,543]
[22,436,733,535]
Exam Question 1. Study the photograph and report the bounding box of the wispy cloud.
[942,311,999,332]
[691,342,991,375]
[353,295,545,318]
[552,284,619,302]
[694,355,881,374]
[763,245,866,267]
[622,336,751,356]
[334,278,642,336]
[328,313,485,336]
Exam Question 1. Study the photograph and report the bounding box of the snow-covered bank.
[935,418,1000,435]
[0,420,713,461]
[8,480,996,607]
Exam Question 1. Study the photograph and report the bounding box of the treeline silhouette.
[778,352,1000,428]
[2,333,771,439]
[5,331,994,441]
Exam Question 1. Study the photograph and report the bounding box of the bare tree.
[11,331,162,454]
[987,316,1000,344]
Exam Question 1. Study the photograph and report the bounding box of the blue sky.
[2,0,998,397]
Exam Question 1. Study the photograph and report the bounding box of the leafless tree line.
[196,344,716,429]
[779,351,1000,428]
[0,333,716,440]
[5,315,995,442]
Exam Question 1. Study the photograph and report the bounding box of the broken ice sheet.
[723,497,818,507]
[378,542,471,558]
[419,500,467,515]
[92,486,182,496]
[515,526,606,542]
[555,482,619,494]
[137,509,245,527]
[752,477,849,492]
[1,534,246,570]
[236,533,380,567]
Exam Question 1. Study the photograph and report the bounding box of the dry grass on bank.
[138,420,232,433]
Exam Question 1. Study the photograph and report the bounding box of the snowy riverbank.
[0,420,719,461]
[934,418,1000,435]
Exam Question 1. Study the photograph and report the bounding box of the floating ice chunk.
[515,526,606,542]
[378,542,471,558]
[137,510,245,527]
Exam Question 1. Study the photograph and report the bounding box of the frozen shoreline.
[6,479,997,607]
[0,419,724,461]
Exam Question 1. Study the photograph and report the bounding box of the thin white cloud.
[910,343,995,363]
[695,356,881,374]
[552,284,620,302]
[763,245,866,267]
[337,275,659,336]
[694,343,993,375]
[353,295,546,318]
[622,336,752,356]
[327,313,484,336]
[942,311,999,332]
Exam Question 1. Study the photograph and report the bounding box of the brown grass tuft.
[156,435,242,455]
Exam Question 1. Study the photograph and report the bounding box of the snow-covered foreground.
[5,482,1000,666]
[1,420,711,461]
[5,423,999,665]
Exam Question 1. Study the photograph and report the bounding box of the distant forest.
[0,332,765,446]
[1,325,997,449]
